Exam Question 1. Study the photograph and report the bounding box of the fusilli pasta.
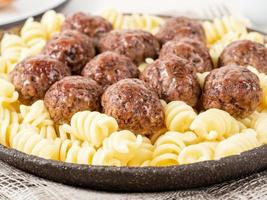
[214,129,260,159]
[102,9,164,34]
[150,131,186,166]
[165,101,197,132]
[0,78,19,104]
[61,111,118,148]
[247,66,267,111]
[178,142,218,165]
[190,108,240,141]
[40,10,65,38]
[138,58,154,72]
[251,113,267,144]
[203,16,247,44]
[197,72,210,89]
[92,130,143,166]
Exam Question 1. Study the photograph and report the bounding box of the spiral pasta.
[247,66,267,111]
[40,10,65,38]
[190,108,240,141]
[165,101,197,132]
[0,34,26,65]
[150,131,186,166]
[196,72,210,89]
[239,111,259,128]
[0,78,19,104]
[214,129,260,159]
[203,16,248,44]
[128,137,154,166]
[251,113,267,144]
[61,111,118,148]
[20,100,57,139]
[102,9,164,34]
[178,142,218,165]
[92,130,143,166]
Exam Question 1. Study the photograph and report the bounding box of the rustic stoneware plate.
[0,144,266,192]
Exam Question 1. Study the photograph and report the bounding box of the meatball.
[9,55,70,105]
[61,12,113,44]
[101,79,165,136]
[82,51,139,89]
[140,55,201,107]
[218,40,267,74]
[160,39,213,72]
[97,30,160,64]
[43,30,95,74]
[155,17,206,45]
[202,65,262,118]
[44,76,103,124]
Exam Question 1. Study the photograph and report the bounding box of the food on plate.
[0,10,266,169]
[218,40,267,74]
[155,17,206,44]
[159,38,213,72]
[97,30,160,64]
[101,78,165,136]
[43,30,95,74]
[82,51,139,89]
[202,65,262,118]
[9,55,70,105]
[44,76,103,124]
[61,12,113,44]
[140,55,201,106]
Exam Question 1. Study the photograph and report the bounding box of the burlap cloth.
[0,160,266,200]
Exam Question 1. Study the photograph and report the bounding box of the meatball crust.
[97,30,160,64]
[82,51,139,89]
[160,39,213,72]
[101,78,165,136]
[202,65,262,118]
[218,40,267,74]
[43,30,95,74]
[155,17,206,45]
[61,12,113,44]
[9,55,70,105]
[140,55,201,107]
[44,76,103,124]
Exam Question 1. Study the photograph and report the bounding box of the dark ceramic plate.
[0,143,266,192]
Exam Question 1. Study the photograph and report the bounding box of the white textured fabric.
[0,160,266,200]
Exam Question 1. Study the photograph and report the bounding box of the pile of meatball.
[9,12,267,137]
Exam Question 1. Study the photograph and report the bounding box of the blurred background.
[0,0,266,32]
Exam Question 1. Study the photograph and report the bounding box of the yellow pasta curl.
[203,16,247,44]
[150,131,186,166]
[61,111,118,148]
[178,142,218,165]
[102,9,164,34]
[196,72,210,89]
[251,113,267,144]
[0,78,19,104]
[40,10,65,38]
[92,130,143,166]
[247,66,267,111]
[214,129,260,159]
[190,108,240,141]
[165,101,197,132]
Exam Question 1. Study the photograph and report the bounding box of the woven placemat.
[0,160,266,200]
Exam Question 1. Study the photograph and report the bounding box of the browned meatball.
[218,40,267,74]
[43,30,95,74]
[9,55,70,105]
[140,55,201,107]
[102,78,165,136]
[160,39,213,73]
[97,30,160,64]
[202,65,262,118]
[61,12,113,44]
[44,76,103,124]
[155,17,206,45]
[82,51,139,89]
